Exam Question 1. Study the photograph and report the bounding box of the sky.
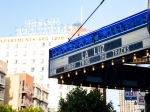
[0,0,148,111]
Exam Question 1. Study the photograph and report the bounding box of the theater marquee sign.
[49,27,150,77]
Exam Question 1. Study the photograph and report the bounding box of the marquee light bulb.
[68,73,70,77]
[98,85,100,89]
[62,80,64,84]
[89,84,91,87]
[122,87,124,90]
[133,54,136,60]
[92,66,95,71]
[146,90,148,94]
[106,86,108,89]
[80,83,82,87]
[101,63,104,68]
[122,57,125,63]
[75,71,78,75]
[111,60,114,66]
[138,89,140,93]
[131,88,133,92]
[114,87,116,90]
[83,68,86,73]
[146,50,149,56]
[60,75,63,79]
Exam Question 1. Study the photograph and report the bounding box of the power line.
[68,0,105,41]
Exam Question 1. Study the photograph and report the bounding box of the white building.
[0,25,92,111]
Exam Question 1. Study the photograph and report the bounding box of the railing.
[49,9,148,59]
[0,91,4,100]
[0,79,5,85]
[22,86,28,93]
[21,99,27,106]
[32,93,40,99]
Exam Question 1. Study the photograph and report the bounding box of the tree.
[58,87,115,112]
[19,107,43,112]
[0,103,17,112]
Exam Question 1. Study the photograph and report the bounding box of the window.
[41,50,44,55]
[24,43,27,48]
[6,44,9,49]
[40,59,44,63]
[32,51,35,55]
[14,60,17,64]
[23,51,26,56]
[6,60,8,63]
[40,67,44,72]
[40,75,43,80]
[14,51,18,56]
[23,59,26,64]
[31,67,34,72]
[15,44,18,48]
[49,42,51,46]
[20,81,22,85]
[13,68,17,73]
[22,67,26,72]
[19,94,21,98]
[5,52,9,57]
[31,59,35,63]
[47,84,49,88]
[41,43,45,47]
[46,94,48,99]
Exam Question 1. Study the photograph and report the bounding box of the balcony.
[0,91,4,101]
[0,67,6,74]
[32,93,40,99]
[33,83,41,89]
[0,79,5,86]
[22,86,28,94]
[21,99,27,107]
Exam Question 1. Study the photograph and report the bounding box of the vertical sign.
[137,92,145,105]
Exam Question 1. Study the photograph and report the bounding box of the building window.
[20,81,22,85]
[6,44,9,49]
[19,94,21,98]
[40,75,43,80]
[41,50,44,55]
[15,44,18,48]
[49,42,51,46]
[46,94,48,99]
[31,67,34,72]
[13,68,17,73]
[40,67,44,72]
[6,60,8,63]
[47,84,49,88]
[23,51,26,56]
[41,43,45,47]
[59,92,62,98]
[40,59,44,64]
[22,67,26,72]
[14,51,18,56]
[14,60,17,64]
[23,59,26,64]
[32,51,35,55]
[5,52,9,57]
[24,43,27,48]
[31,59,35,63]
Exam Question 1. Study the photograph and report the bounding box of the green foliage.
[0,103,17,112]
[19,107,43,112]
[0,103,43,112]
[58,87,115,112]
